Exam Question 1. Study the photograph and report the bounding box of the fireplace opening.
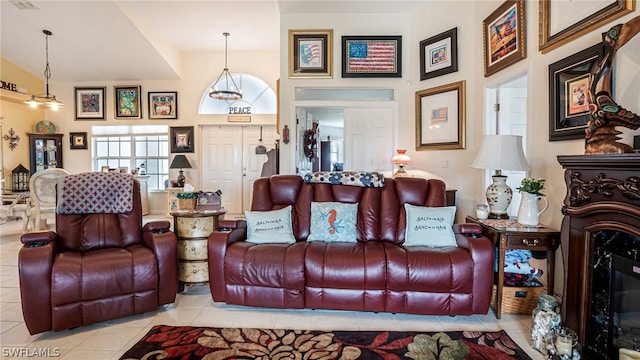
[609,254,640,358]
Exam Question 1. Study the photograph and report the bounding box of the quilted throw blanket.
[303,171,385,187]
[57,172,134,214]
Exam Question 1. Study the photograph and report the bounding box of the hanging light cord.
[209,32,242,101]
[43,29,52,97]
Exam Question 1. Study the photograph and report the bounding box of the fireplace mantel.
[558,154,640,359]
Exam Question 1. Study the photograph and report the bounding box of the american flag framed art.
[342,35,402,78]
[288,29,333,78]
[415,80,466,151]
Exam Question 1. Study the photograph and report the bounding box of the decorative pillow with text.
[307,202,358,242]
[245,205,295,244]
[404,204,457,247]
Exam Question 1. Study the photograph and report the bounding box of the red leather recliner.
[18,172,178,335]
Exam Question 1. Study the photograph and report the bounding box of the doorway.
[200,125,277,214]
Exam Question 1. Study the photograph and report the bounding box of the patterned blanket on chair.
[57,172,134,214]
[303,171,385,187]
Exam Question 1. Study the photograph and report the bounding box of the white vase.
[486,175,512,218]
[517,192,549,226]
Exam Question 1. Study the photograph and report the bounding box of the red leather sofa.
[209,175,494,315]
[18,176,178,335]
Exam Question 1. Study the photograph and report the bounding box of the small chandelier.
[209,32,242,101]
[24,29,63,110]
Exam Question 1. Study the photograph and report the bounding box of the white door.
[344,107,394,172]
[201,125,277,215]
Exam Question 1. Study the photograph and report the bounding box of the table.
[466,216,560,319]
[171,209,226,292]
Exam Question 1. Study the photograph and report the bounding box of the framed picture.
[288,29,333,78]
[74,87,105,120]
[69,132,88,149]
[101,166,110,173]
[114,85,142,119]
[170,126,194,153]
[420,28,458,80]
[539,0,634,53]
[118,166,128,174]
[483,0,526,77]
[415,80,466,151]
[148,91,178,119]
[548,43,604,141]
[342,35,402,78]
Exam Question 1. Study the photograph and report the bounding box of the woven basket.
[178,198,196,210]
[491,285,544,315]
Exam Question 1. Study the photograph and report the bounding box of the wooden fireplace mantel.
[557,153,640,359]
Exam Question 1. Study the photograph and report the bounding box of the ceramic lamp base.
[486,175,513,218]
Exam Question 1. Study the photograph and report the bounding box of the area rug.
[120,325,533,360]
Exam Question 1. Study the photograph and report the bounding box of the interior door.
[242,126,277,211]
[344,107,394,172]
[200,126,243,214]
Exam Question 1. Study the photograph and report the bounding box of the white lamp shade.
[470,135,529,172]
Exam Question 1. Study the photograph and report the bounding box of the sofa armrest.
[143,224,178,305]
[208,220,247,300]
[454,223,494,314]
[142,221,171,233]
[18,235,57,334]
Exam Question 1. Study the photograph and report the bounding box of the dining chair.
[28,168,70,231]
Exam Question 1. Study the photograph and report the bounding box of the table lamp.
[470,135,529,219]
[169,155,192,187]
[392,149,411,178]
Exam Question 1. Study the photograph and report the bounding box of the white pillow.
[404,204,457,247]
[307,202,358,242]
[245,206,296,244]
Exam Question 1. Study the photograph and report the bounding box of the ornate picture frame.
[548,43,604,141]
[148,91,178,119]
[342,35,402,78]
[170,126,194,153]
[483,0,526,77]
[74,87,106,120]
[288,29,333,78]
[415,80,466,151]
[114,85,142,119]
[69,132,88,150]
[420,28,458,80]
[538,0,635,53]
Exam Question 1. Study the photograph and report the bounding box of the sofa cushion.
[245,206,295,244]
[307,202,358,242]
[403,204,457,247]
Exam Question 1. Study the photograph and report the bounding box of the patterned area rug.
[120,325,533,359]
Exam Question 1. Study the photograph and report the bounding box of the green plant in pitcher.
[516,178,545,196]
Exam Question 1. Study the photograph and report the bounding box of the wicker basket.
[178,198,196,210]
[491,285,544,315]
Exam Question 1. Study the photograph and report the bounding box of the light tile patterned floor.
[0,216,544,359]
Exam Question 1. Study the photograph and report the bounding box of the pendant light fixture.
[209,32,242,101]
[24,30,63,110]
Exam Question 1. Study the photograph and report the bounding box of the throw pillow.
[307,202,358,242]
[403,204,457,247]
[245,206,295,244]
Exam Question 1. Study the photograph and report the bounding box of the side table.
[172,209,226,292]
[466,216,560,319]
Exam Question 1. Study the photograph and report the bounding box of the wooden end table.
[466,216,560,319]
[171,209,226,292]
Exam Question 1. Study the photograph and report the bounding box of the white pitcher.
[517,192,548,226]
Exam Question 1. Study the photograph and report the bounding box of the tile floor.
[0,215,544,359]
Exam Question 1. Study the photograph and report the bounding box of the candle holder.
[551,327,579,359]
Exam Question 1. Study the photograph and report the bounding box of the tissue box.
[196,190,222,210]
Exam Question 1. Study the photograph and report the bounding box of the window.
[92,125,169,191]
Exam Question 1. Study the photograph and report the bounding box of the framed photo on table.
[538,0,635,53]
[74,87,105,120]
[288,29,333,78]
[548,43,604,141]
[170,126,194,153]
[342,35,402,78]
[148,91,178,119]
[420,28,458,80]
[114,85,142,119]
[415,80,466,151]
[483,0,526,77]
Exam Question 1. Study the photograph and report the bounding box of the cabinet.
[171,209,226,292]
[167,187,183,215]
[135,175,149,215]
[28,133,63,175]
[465,216,560,319]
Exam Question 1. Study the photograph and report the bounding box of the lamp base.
[176,170,185,187]
[394,167,408,178]
[486,175,513,218]
[488,212,510,219]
